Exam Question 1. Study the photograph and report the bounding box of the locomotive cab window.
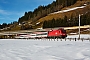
[61,29,66,33]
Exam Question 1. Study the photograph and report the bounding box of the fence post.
[75,38,76,41]
[49,39,50,41]
[70,38,71,41]
[61,38,62,41]
[65,38,66,41]
[54,37,55,41]
[57,38,58,41]
[81,38,83,42]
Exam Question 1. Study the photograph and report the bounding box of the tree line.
[43,12,90,28]
[0,21,17,29]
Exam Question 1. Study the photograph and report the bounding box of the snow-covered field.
[0,34,90,60]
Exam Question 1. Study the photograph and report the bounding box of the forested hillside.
[0,0,90,31]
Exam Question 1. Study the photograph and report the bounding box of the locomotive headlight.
[55,33,57,34]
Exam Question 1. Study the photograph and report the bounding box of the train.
[15,28,67,39]
[48,28,67,38]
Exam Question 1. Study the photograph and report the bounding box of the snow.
[36,22,40,25]
[67,34,90,38]
[50,6,86,15]
[64,25,90,30]
[0,34,90,60]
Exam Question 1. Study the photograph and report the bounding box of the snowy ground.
[0,34,90,60]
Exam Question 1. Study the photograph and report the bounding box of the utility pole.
[89,25,90,35]
[79,14,80,39]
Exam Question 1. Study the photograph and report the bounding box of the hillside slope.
[34,1,90,28]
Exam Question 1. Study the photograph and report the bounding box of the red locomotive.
[48,28,67,38]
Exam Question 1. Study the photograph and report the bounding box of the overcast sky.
[0,0,55,24]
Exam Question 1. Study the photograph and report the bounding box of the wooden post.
[65,38,66,41]
[54,37,55,41]
[51,38,52,41]
[61,38,62,41]
[57,38,58,41]
[75,38,76,41]
[70,38,71,41]
[81,38,83,42]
